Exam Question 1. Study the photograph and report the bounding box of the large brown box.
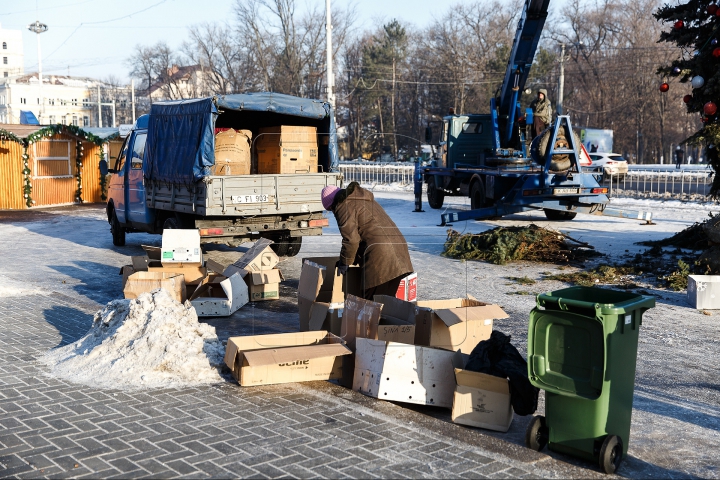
[256,126,318,174]
[214,129,251,175]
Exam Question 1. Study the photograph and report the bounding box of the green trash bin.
[524,286,655,474]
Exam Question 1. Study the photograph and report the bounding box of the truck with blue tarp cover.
[422,0,652,225]
[101,92,342,256]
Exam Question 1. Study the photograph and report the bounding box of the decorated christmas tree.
[655,0,720,196]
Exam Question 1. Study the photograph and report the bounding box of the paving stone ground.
[0,291,598,479]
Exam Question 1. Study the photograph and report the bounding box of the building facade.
[0,24,24,80]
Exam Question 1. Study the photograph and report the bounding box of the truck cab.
[106,115,154,238]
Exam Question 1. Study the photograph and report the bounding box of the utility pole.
[325,0,335,112]
[27,21,48,122]
[557,43,566,116]
[391,56,397,159]
[557,42,583,116]
[131,79,136,123]
[98,84,102,128]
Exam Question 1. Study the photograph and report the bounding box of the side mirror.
[99,160,115,175]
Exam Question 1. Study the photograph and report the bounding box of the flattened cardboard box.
[415,298,508,354]
[224,331,351,386]
[353,338,457,409]
[161,229,203,264]
[190,273,249,317]
[298,257,362,334]
[123,271,186,303]
[222,238,279,275]
[246,269,284,301]
[451,356,513,432]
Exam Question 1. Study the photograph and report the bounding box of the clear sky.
[0,0,495,83]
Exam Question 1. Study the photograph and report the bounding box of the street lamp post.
[27,21,48,123]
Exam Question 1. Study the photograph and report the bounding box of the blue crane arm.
[497,0,551,145]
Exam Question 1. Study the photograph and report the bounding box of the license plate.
[231,194,271,204]
[553,188,579,195]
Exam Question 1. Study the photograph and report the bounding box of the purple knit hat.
[321,185,340,210]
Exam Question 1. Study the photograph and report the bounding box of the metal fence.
[338,163,416,185]
[605,168,715,199]
[337,161,716,200]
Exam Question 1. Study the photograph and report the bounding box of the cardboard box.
[687,275,720,309]
[161,229,203,264]
[246,269,284,301]
[415,298,508,354]
[221,238,279,276]
[123,271,186,303]
[189,273,248,316]
[341,295,383,351]
[396,272,418,302]
[120,265,135,289]
[224,331,352,386]
[256,126,318,174]
[298,257,362,334]
[214,128,251,176]
[353,338,457,408]
[147,263,207,285]
[373,295,416,344]
[451,365,513,432]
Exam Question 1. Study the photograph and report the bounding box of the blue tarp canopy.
[145,92,337,184]
[19,110,40,125]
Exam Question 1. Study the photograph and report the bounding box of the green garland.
[22,148,33,207]
[75,140,84,203]
[98,143,108,201]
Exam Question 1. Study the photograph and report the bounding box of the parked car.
[587,152,629,178]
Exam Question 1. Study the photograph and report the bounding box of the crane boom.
[497,0,551,146]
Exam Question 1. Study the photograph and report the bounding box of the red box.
[396,272,417,302]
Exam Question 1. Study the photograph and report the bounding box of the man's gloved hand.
[336,261,349,276]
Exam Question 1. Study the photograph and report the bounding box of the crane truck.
[423,0,652,225]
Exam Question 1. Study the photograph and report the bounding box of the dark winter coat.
[530,89,553,125]
[331,182,414,289]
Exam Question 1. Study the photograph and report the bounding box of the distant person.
[675,146,684,169]
[530,89,553,138]
[321,182,414,300]
[590,143,598,153]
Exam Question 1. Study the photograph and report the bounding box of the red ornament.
[705,101,717,116]
[660,83,670,92]
[674,20,684,29]
[714,47,720,58]
[708,4,718,15]
[684,94,693,103]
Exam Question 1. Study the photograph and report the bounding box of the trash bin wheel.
[525,415,549,451]
[599,435,623,474]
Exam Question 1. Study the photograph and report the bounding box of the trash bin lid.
[528,309,605,399]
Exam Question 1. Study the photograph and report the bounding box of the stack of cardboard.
[207,238,284,302]
[255,126,318,174]
[214,128,252,176]
[120,229,249,316]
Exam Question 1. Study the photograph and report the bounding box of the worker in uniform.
[530,88,553,139]
[321,182,414,300]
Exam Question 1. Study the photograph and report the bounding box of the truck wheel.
[111,210,126,246]
[163,217,181,230]
[525,415,548,451]
[599,435,623,474]
[271,236,302,257]
[470,181,486,210]
[427,177,445,209]
[544,209,577,221]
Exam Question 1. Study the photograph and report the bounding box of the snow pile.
[42,289,225,390]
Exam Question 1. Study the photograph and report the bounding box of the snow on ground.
[41,290,225,391]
